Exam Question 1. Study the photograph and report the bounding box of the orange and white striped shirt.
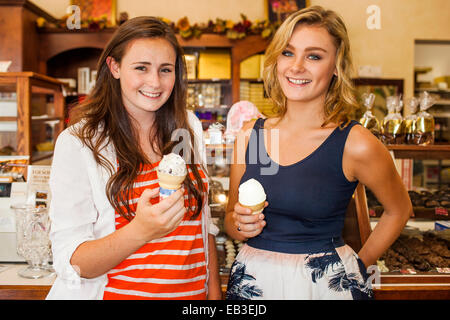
[103,162,208,300]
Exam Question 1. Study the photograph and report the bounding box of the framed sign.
[71,0,117,26]
[267,0,306,23]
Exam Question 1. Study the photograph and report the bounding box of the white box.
[77,67,90,94]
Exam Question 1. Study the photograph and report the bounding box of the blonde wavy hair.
[263,6,359,127]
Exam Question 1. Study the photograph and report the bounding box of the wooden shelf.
[32,151,54,162]
[0,117,17,122]
[370,206,449,220]
[195,106,230,112]
[387,144,450,159]
[188,79,232,84]
[206,144,234,149]
[0,285,51,300]
[31,116,63,122]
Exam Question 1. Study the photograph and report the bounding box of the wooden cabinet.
[0,0,57,73]
[0,72,64,163]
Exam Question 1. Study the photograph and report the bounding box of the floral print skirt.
[226,243,373,300]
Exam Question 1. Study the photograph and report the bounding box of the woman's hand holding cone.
[232,201,268,239]
[132,187,186,242]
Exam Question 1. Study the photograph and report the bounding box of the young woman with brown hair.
[46,16,221,300]
[225,6,412,300]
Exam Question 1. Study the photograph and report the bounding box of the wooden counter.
[0,264,54,300]
[1,264,449,299]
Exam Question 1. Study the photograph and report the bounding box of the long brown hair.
[263,6,359,127]
[69,17,205,220]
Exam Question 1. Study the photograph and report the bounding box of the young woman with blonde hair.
[225,6,411,300]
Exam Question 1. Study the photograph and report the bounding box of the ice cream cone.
[157,171,186,190]
[241,201,265,214]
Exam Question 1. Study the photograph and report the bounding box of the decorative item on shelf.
[415,91,436,145]
[207,122,225,145]
[57,78,77,97]
[404,97,419,145]
[381,95,405,145]
[198,50,231,80]
[435,76,450,91]
[0,156,28,182]
[187,83,223,110]
[225,14,252,40]
[240,54,265,79]
[209,179,228,216]
[353,78,404,130]
[118,11,128,25]
[184,54,197,80]
[37,10,278,39]
[90,70,97,92]
[359,93,381,139]
[224,100,263,143]
[172,14,276,40]
[77,67,91,95]
[203,83,221,108]
[240,81,274,116]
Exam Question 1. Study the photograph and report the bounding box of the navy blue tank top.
[242,118,360,254]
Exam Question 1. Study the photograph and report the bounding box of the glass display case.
[0,72,65,163]
[367,145,450,299]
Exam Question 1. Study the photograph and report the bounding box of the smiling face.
[276,24,337,108]
[108,37,176,121]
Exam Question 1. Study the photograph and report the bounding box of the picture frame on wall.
[267,0,306,23]
[71,0,117,26]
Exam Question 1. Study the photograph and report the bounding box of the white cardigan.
[46,111,218,300]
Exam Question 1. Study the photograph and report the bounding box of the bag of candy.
[381,95,405,145]
[403,97,419,144]
[415,91,435,145]
[359,93,381,139]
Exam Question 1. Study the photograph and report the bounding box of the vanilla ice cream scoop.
[158,153,187,176]
[238,178,266,213]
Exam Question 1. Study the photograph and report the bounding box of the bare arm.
[70,188,186,278]
[343,126,412,268]
[206,234,222,299]
[224,121,266,241]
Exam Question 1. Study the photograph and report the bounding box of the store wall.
[29,0,266,22]
[310,0,450,98]
[30,0,450,98]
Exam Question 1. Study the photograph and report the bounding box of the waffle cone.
[241,201,265,214]
[157,171,186,190]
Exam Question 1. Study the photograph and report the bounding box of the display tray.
[369,206,450,220]
[379,273,450,283]
[367,187,450,219]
